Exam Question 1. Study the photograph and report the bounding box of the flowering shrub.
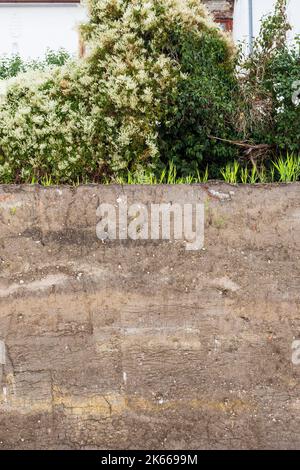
[0,0,237,183]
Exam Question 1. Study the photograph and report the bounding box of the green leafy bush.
[0,49,71,80]
[0,0,237,184]
[239,0,300,154]
[0,55,25,81]
[155,12,239,175]
[266,44,300,153]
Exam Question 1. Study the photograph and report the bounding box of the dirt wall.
[0,183,300,449]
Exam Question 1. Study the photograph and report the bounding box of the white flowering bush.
[0,0,236,183]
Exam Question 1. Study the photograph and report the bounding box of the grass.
[220,154,300,185]
[272,153,300,183]
[220,161,239,184]
[249,166,258,184]
[109,162,209,185]
[19,154,300,186]
[240,167,249,184]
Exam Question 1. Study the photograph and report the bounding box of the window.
[215,18,233,32]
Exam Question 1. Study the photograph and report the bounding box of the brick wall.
[203,0,234,31]
[203,0,234,16]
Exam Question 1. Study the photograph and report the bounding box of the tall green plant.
[238,0,300,154]
[272,153,300,182]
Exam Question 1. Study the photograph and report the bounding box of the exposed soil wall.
[0,183,300,450]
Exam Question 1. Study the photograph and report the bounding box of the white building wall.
[1,1,299,60]
[0,3,87,59]
[233,0,300,53]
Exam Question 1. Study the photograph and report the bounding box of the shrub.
[0,49,71,80]
[266,44,300,153]
[0,0,237,184]
[0,55,25,81]
[238,0,300,155]
[153,8,239,175]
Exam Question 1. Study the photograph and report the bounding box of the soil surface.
[0,183,300,449]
